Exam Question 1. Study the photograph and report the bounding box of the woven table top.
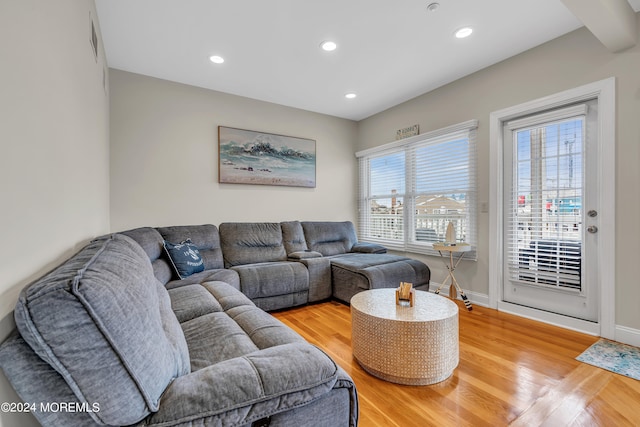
[350,288,458,322]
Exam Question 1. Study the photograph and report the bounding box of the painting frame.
[218,126,316,188]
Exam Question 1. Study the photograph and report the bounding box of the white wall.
[0,1,110,426]
[357,17,640,332]
[109,69,358,231]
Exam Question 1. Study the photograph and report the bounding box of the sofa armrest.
[295,257,332,302]
[146,343,338,426]
[351,242,387,254]
[287,250,323,260]
[0,332,104,427]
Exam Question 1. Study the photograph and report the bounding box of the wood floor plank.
[272,299,638,426]
[512,364,610,426]
[592,376,640,425]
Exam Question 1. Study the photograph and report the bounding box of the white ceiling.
[95,0,640,121]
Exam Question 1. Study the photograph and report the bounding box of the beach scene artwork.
[218,126,316,188]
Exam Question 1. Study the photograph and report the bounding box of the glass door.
[502,101,598,322]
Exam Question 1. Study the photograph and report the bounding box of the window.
[357,120,478,258]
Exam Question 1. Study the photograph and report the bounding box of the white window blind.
[357,120,478,258]
[505,105,587,290]
[360,151,406,246]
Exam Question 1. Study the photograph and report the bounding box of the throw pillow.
[163,239,205,279]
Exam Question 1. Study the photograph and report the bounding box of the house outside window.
[356,120,478,259]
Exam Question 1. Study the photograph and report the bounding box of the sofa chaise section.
[301,221,431,303]
[329,252,431,303]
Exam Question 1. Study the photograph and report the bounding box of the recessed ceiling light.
[209,55,225,64]
[345,93,357,99]
[426,2,440,12]
[455,27,473,39]
[320,41,337,52]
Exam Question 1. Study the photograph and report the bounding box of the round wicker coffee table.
[351,288,459,385]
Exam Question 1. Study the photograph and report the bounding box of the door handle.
[587,225,598,233]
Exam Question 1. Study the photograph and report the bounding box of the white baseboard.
[428,282,489,307]
[615,325,640,347]
[497,300,600,336]
[428,281,640,348]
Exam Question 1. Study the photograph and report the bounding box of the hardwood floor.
[273,300,640,427]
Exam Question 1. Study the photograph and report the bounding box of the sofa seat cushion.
[226,304,306,349]
[180,307,305,371]
[231,261,309,300]
[168,283,224,323]
[13,234,190,426]
[167,280,254,324]
[331,258,428,290]
[330,253,416,272]
[145,342,340,427]
[175,281,305,372]
[331,253,430,288]
[182,312,260,371]
[165,267,240,290]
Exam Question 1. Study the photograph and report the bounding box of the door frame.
[489,78,615,338]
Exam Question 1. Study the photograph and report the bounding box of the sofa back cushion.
[120,227,174,284]
[219,222,287,267]
[281,220,309,254]
[157,225,224,272]
[302,221,358,256]
[13,234,190,426]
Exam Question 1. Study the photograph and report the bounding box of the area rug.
[576,339,640,381]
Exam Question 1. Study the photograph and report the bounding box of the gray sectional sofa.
[0,220,430,427]
[123,221,430,310]
[297,221,431,303]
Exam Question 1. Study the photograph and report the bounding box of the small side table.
[432,243,473,311]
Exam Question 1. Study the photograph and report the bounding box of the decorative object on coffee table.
[395,281,414,306]
[351,288,459,385]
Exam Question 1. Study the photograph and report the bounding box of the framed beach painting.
[218,126,316,188]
